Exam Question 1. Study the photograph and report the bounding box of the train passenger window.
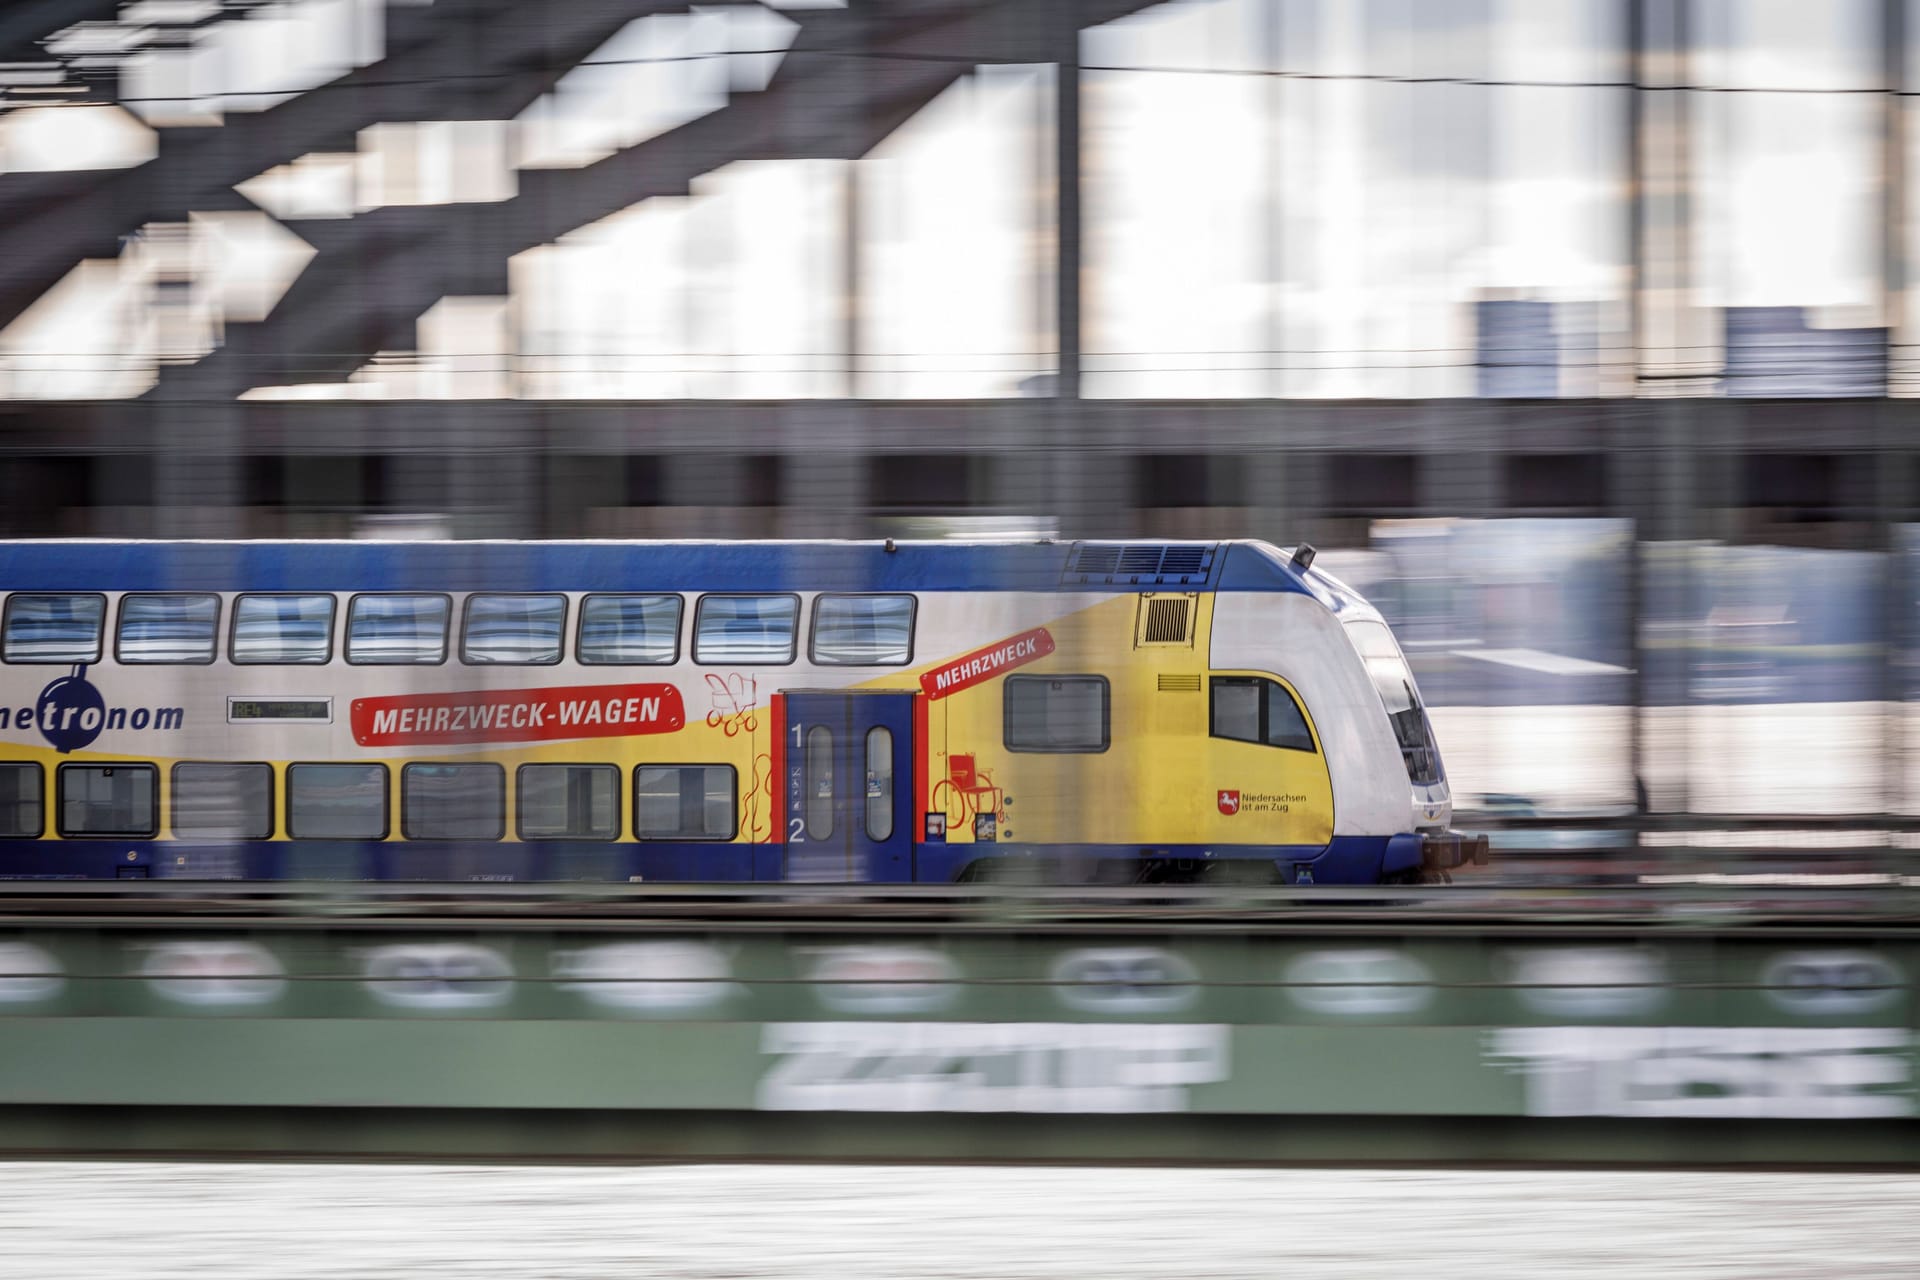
[810,594,916,665]
[461,594,567,665]
[804,726,834,840]
[171,762,273,840]
[117,594,220,664]
[1209,677,1316,752]
[402,763,505,840]
[346,594,450,665]
[516,764,620,840]
[231,594,335,664]
[286,763,388,839]
[577,594,681,665]
[1003,675,1110,753]
[2,594,106,664]
[633,764,736,840]
[692,595,798,665]
[0,762,44,838]
[57,763,157,838]
[865,727,894,841]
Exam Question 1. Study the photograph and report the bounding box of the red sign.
[351,683,685,747]
[1217,790,1241,816]
[919,626,1056,701]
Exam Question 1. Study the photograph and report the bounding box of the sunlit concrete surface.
[0,1163,1916,1278]
[1430,703,1913,815]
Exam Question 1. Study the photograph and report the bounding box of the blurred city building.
[5,0,1920,830]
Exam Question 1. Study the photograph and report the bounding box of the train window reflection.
[402,763,505,841]
[516,764,620,840]
[3,593,105,664]
[231,594,335,665]
[578,594,681,665]
[805,725,834,840]
[634,764,735,840]
[287,763,388,839]
[57,763,157,837]
[117,594,219,664]
[0,762,43,838]
[693,594,798,665]
[1209,677,1315,752]
[462,594,566,665]
[865,726,893,840]
[811,594,915,665]
[172,762,273,840]
[346,594,450,665]
[1004,675,1110,753]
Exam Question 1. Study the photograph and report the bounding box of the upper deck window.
[346,594,450,665]
[578,594,681,665]
[694,594,798,665]
[231,594,335,665]
[461,594,566,665]
[3,594,105,664]
[810,594,915,665]
[116,594,220,664]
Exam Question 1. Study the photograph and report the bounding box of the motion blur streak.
[1,1164,1916,1279]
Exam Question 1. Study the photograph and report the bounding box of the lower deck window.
[517,764,620,840]
[1003,675,1110,753]
[58,763,157,837]
[172,762,273,839]
[0,762,43,837]
[402,763,505,840]
[287,764,388,839]
[634,765,736,840]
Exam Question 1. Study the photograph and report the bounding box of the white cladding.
[1208,591,1409,837]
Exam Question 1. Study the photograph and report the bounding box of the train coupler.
[1421,831,1491,869]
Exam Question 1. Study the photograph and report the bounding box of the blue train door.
[783,691,914,882]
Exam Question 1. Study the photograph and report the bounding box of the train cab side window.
[287,763,389,839]
[117,594,220,664]
[57,763,157,838]
[402,763,505,840]
[634,764,736,840]
[1209,677,1316,752]
[3,593,106,664]
[1004,675,1110,753]
[577,594,681,665]
[516,764,620,840]
[346,594,451,665]
[462,594,567,665]
[231,594,336,665]
[172,762,273,840]
[810,594,916,665]
[0,762,44,838]
[693,595,798,664]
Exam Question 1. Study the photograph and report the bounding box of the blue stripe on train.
[0,541,1311,595]
[0,836,1403,884]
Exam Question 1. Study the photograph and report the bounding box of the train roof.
[0,538,1332,597]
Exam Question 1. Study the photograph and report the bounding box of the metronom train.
[0,539,1486,884]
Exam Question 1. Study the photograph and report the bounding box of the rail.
[0,879,1917,933]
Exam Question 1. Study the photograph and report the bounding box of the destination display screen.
[227,698,331,724]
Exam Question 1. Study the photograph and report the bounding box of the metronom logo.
[0,666,186,753]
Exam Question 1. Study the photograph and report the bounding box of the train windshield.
[1344,619,1442,786]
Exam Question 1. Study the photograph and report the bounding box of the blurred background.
[4,0,1920,860]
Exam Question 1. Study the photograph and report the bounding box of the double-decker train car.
[0,538,1482,884]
